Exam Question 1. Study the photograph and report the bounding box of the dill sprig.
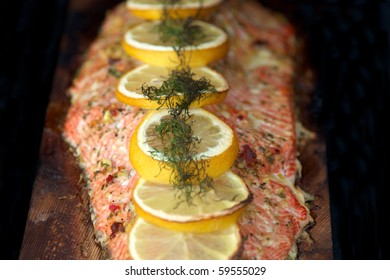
[141,66,217,116]
[158,0,205,54]
[149,114,214,204]
[142,66,217,203]
[157,18,205,49]
[144,0,215,204]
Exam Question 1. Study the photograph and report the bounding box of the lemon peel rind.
[122,39,229,67]
[122,21,229,67]
[129,126,239,184]
[115,65,229,108]
[126,0,223,20]
[128,218,243,260]
[132,173,253,232]
[137,108,235,159]
[133,198,251,233]
[123,21,227,51]
[127,0,223,10]
[129,109,239,184]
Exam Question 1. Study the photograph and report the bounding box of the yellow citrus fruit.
[127,0,223,20]
[128,218,241,260]
[116,64,228,108]
[132,170,252,233]
[122,20,229,67]
[129,108,238,184]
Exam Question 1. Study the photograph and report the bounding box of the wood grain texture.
[19,0,121,260]
[298,140,333,259]
[19,0,332,260]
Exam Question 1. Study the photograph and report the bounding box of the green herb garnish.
[158,0,205,56]
[144,0,216,204]
[158,18,205,49]
[149,114,213,204]
[141,66,216,116]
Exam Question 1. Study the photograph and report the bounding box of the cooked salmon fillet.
[63,0,312,259]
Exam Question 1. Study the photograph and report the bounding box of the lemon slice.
[129,108,238,184]
[116,64,228,108]
[127,0,223,20]
[133,170,252,233]
[123,20,229,67]
[129,218,241,260]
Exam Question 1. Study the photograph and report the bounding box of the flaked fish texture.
[63,0,313,260]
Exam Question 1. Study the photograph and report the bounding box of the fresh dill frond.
[142,66,217,204]
[157,18,205,49]
[141,66,217,116]
[157,0,205,52]
[149,114,214,204]
[145,0,216,204]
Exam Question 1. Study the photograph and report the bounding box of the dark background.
[0,0,387,259]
